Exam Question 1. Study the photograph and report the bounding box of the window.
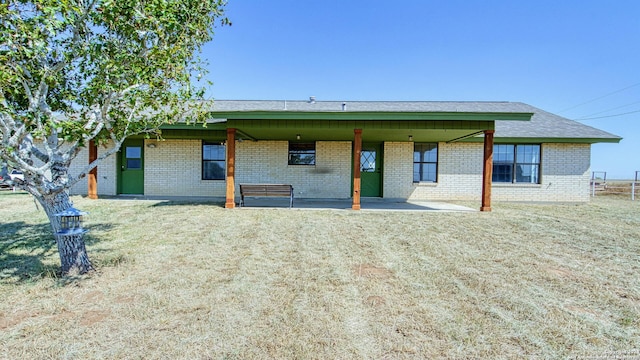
[288,142,315,165]
[493,144,541,183]
[202,141,225,180]
[413,143,438,182]
[125,146,142,169]
[361,148,377,172]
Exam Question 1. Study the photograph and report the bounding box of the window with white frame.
[413,143,438,182]
[492,144,541,183]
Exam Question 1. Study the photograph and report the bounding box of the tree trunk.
[38,191,93,275]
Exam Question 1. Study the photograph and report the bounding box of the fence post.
[590,171,607,197]
[632,182,635,201]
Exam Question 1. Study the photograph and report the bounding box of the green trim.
[118,123,226,140]
[119,139,145,194]
[360,143,383,197]
[227,119,494,130]
[210,111,533,122]
[222,119,496,143]
[116,147,122,194]
[161,123,227,130]
[158,129,226,140]
[445,130,486,143]
[462,136,622,144]
[119,133,151,140]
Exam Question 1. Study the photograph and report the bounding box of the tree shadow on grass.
[94,195,225,208]
[0,221,114,284]
[0,221,57,283]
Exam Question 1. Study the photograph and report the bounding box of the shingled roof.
[493,103,621,143]
[208,100,621,143]
[209,99,536,113]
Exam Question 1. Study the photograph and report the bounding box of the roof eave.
[207,110,534,122]
[463,136,623,144]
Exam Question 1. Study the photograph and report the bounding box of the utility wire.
[576,109,640,121]
[558,82,640,113]
[577,99,640,118]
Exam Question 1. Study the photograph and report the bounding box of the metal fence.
[590,171,640,200]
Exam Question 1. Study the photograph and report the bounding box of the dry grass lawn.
[0,192,639,359]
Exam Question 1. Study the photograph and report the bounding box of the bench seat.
[239,184,294,208]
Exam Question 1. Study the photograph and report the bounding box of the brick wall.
[71,139,591,202]
[144,139,226,197]
[72,139,353,199]
[69,144,117,196]
[383,142,414,198]
[383,142,592,202]
[236,141,352,198]
[383,142,484,200]
[492,143,591,202]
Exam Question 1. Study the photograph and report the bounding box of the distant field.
[1,192,639,359]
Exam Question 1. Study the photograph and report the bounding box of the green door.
[360,143,382,197]
[119,139,144,194]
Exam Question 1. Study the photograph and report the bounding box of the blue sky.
[202,0,639,179]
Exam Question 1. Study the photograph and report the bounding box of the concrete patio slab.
[237,197,477,212]
[101,195,476,212]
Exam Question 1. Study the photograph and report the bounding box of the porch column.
[352,129,362,210]
[88,140,98,199]
[481,130,494,212]
[225,128,236,209]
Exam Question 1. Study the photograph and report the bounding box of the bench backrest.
[240,184,293,197]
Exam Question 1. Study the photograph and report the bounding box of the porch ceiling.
[235,127,486,143]
[228,119,494,143]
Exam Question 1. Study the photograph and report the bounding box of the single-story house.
[70,100,621,210]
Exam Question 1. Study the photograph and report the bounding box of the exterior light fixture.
[296,134,301,140]
[147,143,156,148]
[409,135,413,141]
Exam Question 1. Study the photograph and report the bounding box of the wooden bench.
[239,184,294,208]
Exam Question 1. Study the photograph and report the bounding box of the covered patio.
[210,100,533,212]
[86,100,548,207]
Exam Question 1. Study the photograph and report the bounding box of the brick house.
[71,100,621,210]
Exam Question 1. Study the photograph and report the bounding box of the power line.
[577,99,640,118]
[558,82,640,113]
[576,109,640,121]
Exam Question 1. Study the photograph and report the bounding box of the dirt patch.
[51,309,75,322]
[354,264,393,279]
[83,290,104,303]
[0,311,40,330]
[80,310,110,326]
[365,295,386,307]
[115,295,136,304]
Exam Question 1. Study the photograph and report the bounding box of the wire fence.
[590,171,640,200]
